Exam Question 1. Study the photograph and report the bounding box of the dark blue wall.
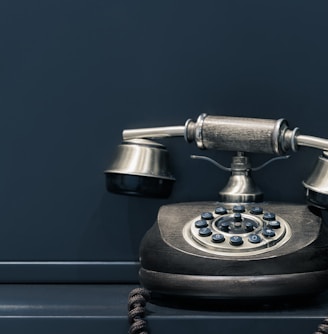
[0,0,327,266]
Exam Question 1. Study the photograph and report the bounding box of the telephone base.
[139,201,328,300]
[139,268,328,300]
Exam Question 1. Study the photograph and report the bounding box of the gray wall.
[0,0,327,271]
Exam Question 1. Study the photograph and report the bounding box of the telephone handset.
[105,114,328,301]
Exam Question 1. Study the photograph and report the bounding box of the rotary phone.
[105,114,328,302]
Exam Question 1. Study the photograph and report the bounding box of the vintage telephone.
[105,114,328,301]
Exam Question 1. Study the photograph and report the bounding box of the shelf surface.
[0,284,327,333]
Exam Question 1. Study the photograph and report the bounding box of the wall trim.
[0,261,140,283]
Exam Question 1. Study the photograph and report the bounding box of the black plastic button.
[250,207,263,215]
[245,221,255,232]
[268,220,281,229]
[233,213,242,222]
[248,234,262,244]
[263,212,276,221]
[212,233,225,243]
[201,212,214,220]
[219,221,230,232]
[262,228,275,237]
[233,205,245,213]
[215,207,227,215]
[195,220,208,228]
[199,227,212,237]
[230,236,243,246]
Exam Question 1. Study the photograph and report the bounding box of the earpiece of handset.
[105,139,175,198]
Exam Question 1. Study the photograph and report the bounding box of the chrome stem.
[296,135,328,153]
[122,126,185,141]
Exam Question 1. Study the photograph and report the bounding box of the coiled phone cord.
[128,288,150,334]
[127,287,328,334]
[314,318,328,334]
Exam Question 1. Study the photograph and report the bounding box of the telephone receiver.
[105,114,328,301]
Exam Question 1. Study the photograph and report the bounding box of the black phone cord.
[128,287,150,334]
[314,318,328,334]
